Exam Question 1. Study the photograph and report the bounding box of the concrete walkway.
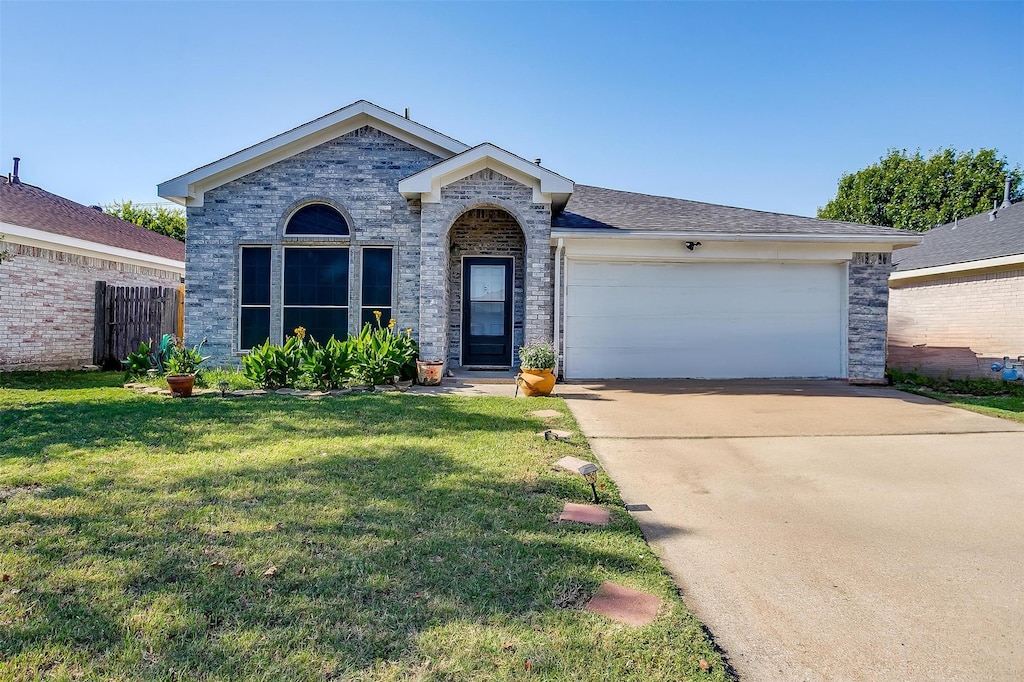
[562,380,1024,681]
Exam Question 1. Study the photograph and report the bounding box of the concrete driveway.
[562,380,1024,681]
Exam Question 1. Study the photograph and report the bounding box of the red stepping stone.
[585,581,660,626]
[558,502,610,526]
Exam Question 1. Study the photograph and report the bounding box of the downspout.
[553,237,564,378]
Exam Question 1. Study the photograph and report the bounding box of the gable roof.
[158,100,470,207]
[554,185,921,244]
[0,177,185,263]
[398,143,574,211]
[891,201,1024,272]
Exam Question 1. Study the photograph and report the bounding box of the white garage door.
[564,260,844,379]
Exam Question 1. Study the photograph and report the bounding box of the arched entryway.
[446,207,526,368]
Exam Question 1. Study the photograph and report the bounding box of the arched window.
[285,204,349,236]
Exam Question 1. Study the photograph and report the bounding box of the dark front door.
[462,257,513,367]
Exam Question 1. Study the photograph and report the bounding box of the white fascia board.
[889,253,1024,282]
[550,229,922,247]
[1,221,186,274]
[157,101,470,207]
[398,144,574,204]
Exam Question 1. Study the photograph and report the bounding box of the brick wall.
[446,209,526,367]
[419,169,552,364]
[848,252,891,383]
[185,126,439,366]
[0,242,181,370]
[888,267,1024,378]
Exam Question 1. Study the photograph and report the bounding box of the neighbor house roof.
[553,185,921,244]
[0,177,186,262]
[891,201,1024,272]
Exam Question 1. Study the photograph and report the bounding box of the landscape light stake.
[580,463,600,504]
[218,380,229,398]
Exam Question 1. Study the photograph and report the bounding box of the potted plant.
[516,340,557,397]
[164,338,209,398]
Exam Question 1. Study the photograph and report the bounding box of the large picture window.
[239,247,271,350]
[360,247,393,329]
[283,247,349,342]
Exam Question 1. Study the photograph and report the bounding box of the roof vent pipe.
[404,108,410,120]
[12,157,20,184]
[1002,176,1012,208]
[989,200,998,221]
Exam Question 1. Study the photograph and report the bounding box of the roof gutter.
[550,229,922,247]
[889,253,1024,282]
[0,221,186,273]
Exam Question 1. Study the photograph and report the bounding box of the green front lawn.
[888,369,1024,424]
[907,391,1024,424]
[0,372,727,681]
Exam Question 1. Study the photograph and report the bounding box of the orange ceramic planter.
[416,360,444,386]
[517,368,555,397]
[166,374,195,398]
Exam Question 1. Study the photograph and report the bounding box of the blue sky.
[1,1,1021,217]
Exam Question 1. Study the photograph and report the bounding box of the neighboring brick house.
[888,192,1023,379]
[0,168,185,370]
[159,100,919,381]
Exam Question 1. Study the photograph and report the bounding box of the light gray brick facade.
[185,126,440,365]
[848,252,891,382]
[178,114,896,380]
[418,169,551,364]
[185,128,552,368]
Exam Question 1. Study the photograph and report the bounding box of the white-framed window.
[360,247,393,330]
[239,246,271,351]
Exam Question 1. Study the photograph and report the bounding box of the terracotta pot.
[166,374,195,398]
[416,360,444,386]
[517,368,555,397]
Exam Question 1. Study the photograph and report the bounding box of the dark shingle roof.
[0,178,185,262]
[554,184,916,239]
[891,201,1024,271]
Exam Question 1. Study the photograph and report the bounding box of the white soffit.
[1,221,186,274]
[157,101,470,207]
[398,143,574,209]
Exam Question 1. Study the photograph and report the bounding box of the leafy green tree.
[818,148,1022,231]
[104,200,186,242]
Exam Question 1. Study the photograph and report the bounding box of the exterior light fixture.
[579,462,600,504]
[684,241,702,251]
[218,380,230,397]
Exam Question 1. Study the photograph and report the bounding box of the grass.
[0,372,728,681]
[888,368,1024,424]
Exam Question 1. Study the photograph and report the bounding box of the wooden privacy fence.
[93,282,183,368]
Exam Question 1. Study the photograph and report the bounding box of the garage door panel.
[564,261,844,379]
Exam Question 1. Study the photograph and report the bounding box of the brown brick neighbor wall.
[887,267,1024,378]
[0,242,181,370]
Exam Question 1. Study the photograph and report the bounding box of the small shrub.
[241,335,304,390]
[122,340,153,383]
[301,335,354,390]
[351,313,419,386]
[165,338,209,376]
[519,340,556,370]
